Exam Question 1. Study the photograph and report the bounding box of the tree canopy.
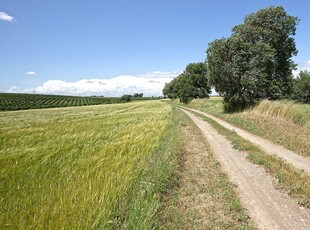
[207,6,299,111]
[163,62,211,103]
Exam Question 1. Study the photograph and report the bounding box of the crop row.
[0,93,120,110]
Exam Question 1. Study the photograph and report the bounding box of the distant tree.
[133,93,144,97]
[163,78,180,99]
[177,74,198,103]
[163,62,211,103]
[292,71,310,103]
[183,62,211,98]
[120,95,132,103]
[207,6,299,111]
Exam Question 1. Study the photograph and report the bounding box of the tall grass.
[253,100,310,125]
[0,101,171,229]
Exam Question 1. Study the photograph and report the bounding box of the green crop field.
[0,93,121,111]
[0,101,173,229]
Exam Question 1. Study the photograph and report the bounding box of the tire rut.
[181,108,310,230]
[183,107,310,175]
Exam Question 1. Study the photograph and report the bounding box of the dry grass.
[253,100,310,125]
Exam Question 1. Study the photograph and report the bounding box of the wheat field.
[0,101,171,229]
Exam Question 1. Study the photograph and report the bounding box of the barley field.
[0,101,172,229]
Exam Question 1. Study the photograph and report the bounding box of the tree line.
[163,6,310,110]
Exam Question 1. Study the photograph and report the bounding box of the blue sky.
[1,0,309,96]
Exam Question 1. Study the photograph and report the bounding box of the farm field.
[187,98,310,158]
[0,101,175,229]
[0,93,120,111]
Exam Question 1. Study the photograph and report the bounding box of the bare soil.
[185,107,310,175]
[181,109,310,230]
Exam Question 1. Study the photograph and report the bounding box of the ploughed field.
[0,101,171,229]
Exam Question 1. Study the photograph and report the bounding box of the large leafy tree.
[207,6,299,111]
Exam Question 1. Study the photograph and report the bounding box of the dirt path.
[183,107,310,175]
[181,109,310,230]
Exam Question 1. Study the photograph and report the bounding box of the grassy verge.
[0,101,175,229]
[114,106,183,228]
[161,106,254,229]
[186,98,310,157]
[190,110,310,209]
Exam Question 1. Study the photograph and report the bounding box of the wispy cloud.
[0,11,15,22]
[8,71,180,96]
[26,71,37,76]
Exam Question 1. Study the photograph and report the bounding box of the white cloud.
[8,71,180,97]
[292,59,310,77]
[0,11,14,22]
[26,71,37,76]
[293,60,310,77]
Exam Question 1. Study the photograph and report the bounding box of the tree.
[176,74,197,103]
[183,62,211,99]
[232,6,298,99]
[120,94,131,102]
[163,62,211,103]
[292,71,310,103]
[133,93,143,97]
[207,6,299,111]
[163,78,179,99]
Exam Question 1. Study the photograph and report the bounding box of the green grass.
[0,101,178,229]
[114,106,184,228]
[191,110,310,209]
[186,98,310,157]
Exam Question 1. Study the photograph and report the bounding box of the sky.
[1,0,310,96]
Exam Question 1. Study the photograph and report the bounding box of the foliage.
[163,78,179,99]
[207,6,299,111]
[0,101,172,229]
[120,94,132,102]
[0,93,121,111]
[163,62,211,103]
[133,93,143,97]
[292,70,310,103]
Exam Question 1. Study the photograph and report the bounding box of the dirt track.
[181,109,310,230]
[184,107,310,175]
